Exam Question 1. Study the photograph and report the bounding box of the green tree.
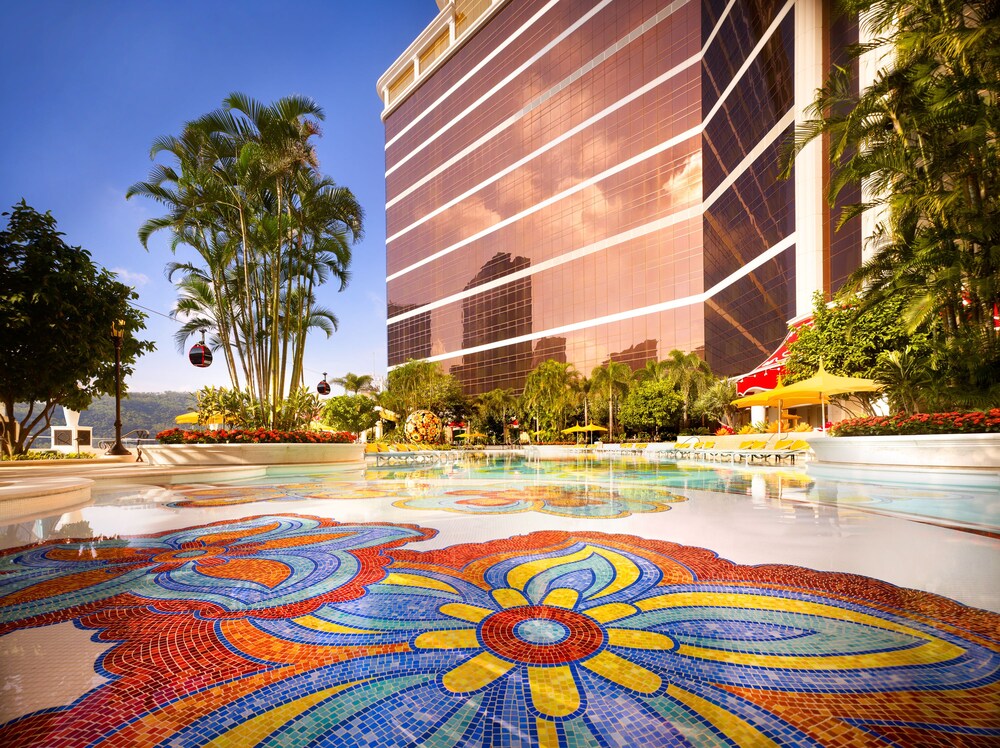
[786,291,933,380]
[633,359,670,383]
[521,360,580,432]
[785,291,934,412]
[332,372,375,395]
[692,378,740,430]
[473,388,517,442]
[0,202,154,456]
[590,360,632,439]
[128,93,364,424]
[784,0,1000,403]
[381,359,465,421]
[618,381,683,438]
[659,350,713,429]
[576,377,594,426]
[321,394,378,435]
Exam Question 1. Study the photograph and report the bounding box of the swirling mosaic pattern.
[0,515,431,628]
[395,484,687,518]
[1,522,997,746]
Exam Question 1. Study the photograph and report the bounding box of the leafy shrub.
[715,425,735,436]
[156,428,355,444]
[830,409,1000,437]
[1,450,97,461]
[195,386,320,431]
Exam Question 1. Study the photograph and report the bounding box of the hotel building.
[379,0,862,394]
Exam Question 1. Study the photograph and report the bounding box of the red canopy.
[735,316,812,396]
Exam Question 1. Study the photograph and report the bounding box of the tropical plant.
[785,292,934,383]
[195,385,319,430]
[783,0,1000,404]
[873,347,937,415]
[634,359,670,383]
[472,388,517,442]
[380,359,465,422]
[320,394,378,435]
[332,372,375,396]
[618,381,683,439]
[0,202,154,457]
[659,350,714,429]
[575,377,594,426]
[590,360,632,438]
[521,360,581,432]
[128,92,364,426]
[692,378,740,430]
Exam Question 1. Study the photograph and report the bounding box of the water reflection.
[1,457,994,550]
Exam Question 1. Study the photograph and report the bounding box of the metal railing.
[97,430,151,461]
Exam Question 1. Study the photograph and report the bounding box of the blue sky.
[1,1,437,392]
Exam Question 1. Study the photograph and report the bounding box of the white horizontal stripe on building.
[387,107,794,325]
[385,0,601,153]
[385,0,793,274]
[390,232,797,367]
[385,0,693,186]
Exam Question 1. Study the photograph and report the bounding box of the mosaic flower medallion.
[0,520,997,746]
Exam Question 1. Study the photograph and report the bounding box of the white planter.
[61,407,81,429]
[808,433,1000,487]
[142,443,364,467]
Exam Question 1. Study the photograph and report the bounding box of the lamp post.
[107,320,131,456]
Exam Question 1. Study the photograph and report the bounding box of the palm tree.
[333,372,375,396]
[634,359,670,383]
[590,360,632,439]
[576,377,594,426]
[660,350,713,429]
[692,378,739,430]
[474,388,517,442]
[783,0,999,399]
[129,92,365,425]
[521,360,580,433]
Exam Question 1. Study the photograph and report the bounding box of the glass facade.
[382,0,861,394]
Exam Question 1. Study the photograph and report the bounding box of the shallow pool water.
[1,456,998,746]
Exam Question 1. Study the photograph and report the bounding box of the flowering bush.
[155,428,356,445]
[830,409,1000,437]
[714,425,735,436]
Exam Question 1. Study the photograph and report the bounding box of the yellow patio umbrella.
[777,364,882,431]
[561,425,588,434]
[731,384,826,436]
[174,412,225,426]
[576,423,607,443]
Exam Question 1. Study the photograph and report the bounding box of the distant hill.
[79,391,196,438]
[15,392,196,442]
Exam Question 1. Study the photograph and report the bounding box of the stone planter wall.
[143,443,364,467]
[808,433,1000,487]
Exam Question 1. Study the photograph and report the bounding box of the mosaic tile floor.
[1,458,998,746]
